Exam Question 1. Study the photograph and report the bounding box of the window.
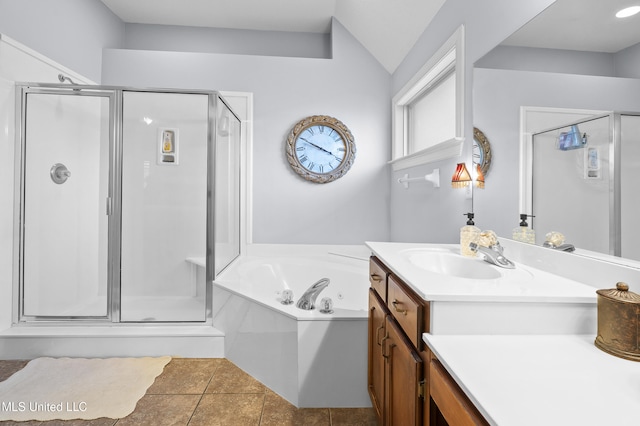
[390,26,465,171]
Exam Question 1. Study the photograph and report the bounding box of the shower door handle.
[106,197,112,216]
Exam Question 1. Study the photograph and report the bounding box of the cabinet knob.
[370,273,383,282]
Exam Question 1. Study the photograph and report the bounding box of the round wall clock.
[473,127,492,176]
[285,115,356,183]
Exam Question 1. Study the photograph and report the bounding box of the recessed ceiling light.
[616,6,640,18]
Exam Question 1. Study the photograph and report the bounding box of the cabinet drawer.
[369,256,388,301]
[387,274,423,347]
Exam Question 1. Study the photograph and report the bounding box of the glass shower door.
[20,89,112,319]
[620,114,640,260]
[213,96,241,277]
[120,91,209,322]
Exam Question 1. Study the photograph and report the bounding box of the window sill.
[388,137,464,172]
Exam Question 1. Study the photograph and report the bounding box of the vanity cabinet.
[368,255,489,426]
[429,352,489,426]
[368,256,428,425]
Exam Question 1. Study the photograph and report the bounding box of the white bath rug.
[0,356,171,421]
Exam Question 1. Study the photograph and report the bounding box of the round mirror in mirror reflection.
[473,127,492,177]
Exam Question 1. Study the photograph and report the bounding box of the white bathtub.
[211,244,371,408]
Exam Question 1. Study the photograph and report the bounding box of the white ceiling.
[502,0,640,53]
[99,0,446,73]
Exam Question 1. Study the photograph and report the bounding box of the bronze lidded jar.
[594,282,640,361]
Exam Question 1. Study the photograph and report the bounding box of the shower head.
[58,74,77,85]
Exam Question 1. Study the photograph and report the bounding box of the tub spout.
[296,278,330,310]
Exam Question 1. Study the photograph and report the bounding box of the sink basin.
[400,248,502,280]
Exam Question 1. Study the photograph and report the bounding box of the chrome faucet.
[296,278,330,310]
[469,242,516,269]
[543,241,576,252]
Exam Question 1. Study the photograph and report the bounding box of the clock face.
[294,124,346,175]
[472,139,484,165]
[286,115,356,183]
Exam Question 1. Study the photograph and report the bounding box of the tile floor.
[0,358,376,426]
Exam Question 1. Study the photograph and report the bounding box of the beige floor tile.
[0,359,374,426]
[0,360,29,382]
[259,391,330,426]
[189,393,264,426]
[147,358,222,395]
[330,407,377,425]
[39,419,118,426]
[115,394,200,426]
[205,360,266,394]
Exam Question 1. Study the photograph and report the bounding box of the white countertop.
[423,333,640,426]
[366,242,597,303]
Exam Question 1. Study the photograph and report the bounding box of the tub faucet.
[543,241,576,252]
[296,278,330,310]
[469,242,516,269]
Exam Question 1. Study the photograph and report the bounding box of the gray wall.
[476,46,617,77]
[102,18,392,245]
[388,0,555,242]
[0,0,123,82]
[478,43,640,79]
[123,24,331,59]
[614,42,640,79]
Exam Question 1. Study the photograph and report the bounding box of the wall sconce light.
[451,163,472,188]
[474,163,485,189]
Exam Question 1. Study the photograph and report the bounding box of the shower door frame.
[13,83,233,324]
[13,84,119,323]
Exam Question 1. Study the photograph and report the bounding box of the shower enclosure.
[530,112,640,259]
[13,84,241,323]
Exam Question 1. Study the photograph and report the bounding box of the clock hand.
[300,138,330,154]
[300,138,343,160]
[300,138,344,161]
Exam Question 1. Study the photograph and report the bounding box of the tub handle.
[392,299,408,316]
[50,163,71,184]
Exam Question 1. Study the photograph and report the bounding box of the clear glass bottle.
[460,213,480,257]
[512,214,535,244]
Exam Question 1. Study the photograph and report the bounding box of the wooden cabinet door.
[368,288,388,423]
[385,316,423,425]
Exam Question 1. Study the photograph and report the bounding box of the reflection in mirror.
[531,114,611,254]
[472,0,640,265]
[473,127,492,177]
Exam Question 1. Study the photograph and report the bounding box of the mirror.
[472,0,640,262]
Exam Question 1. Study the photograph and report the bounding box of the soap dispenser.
[460,213,481,257]
[512,214,536,244]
